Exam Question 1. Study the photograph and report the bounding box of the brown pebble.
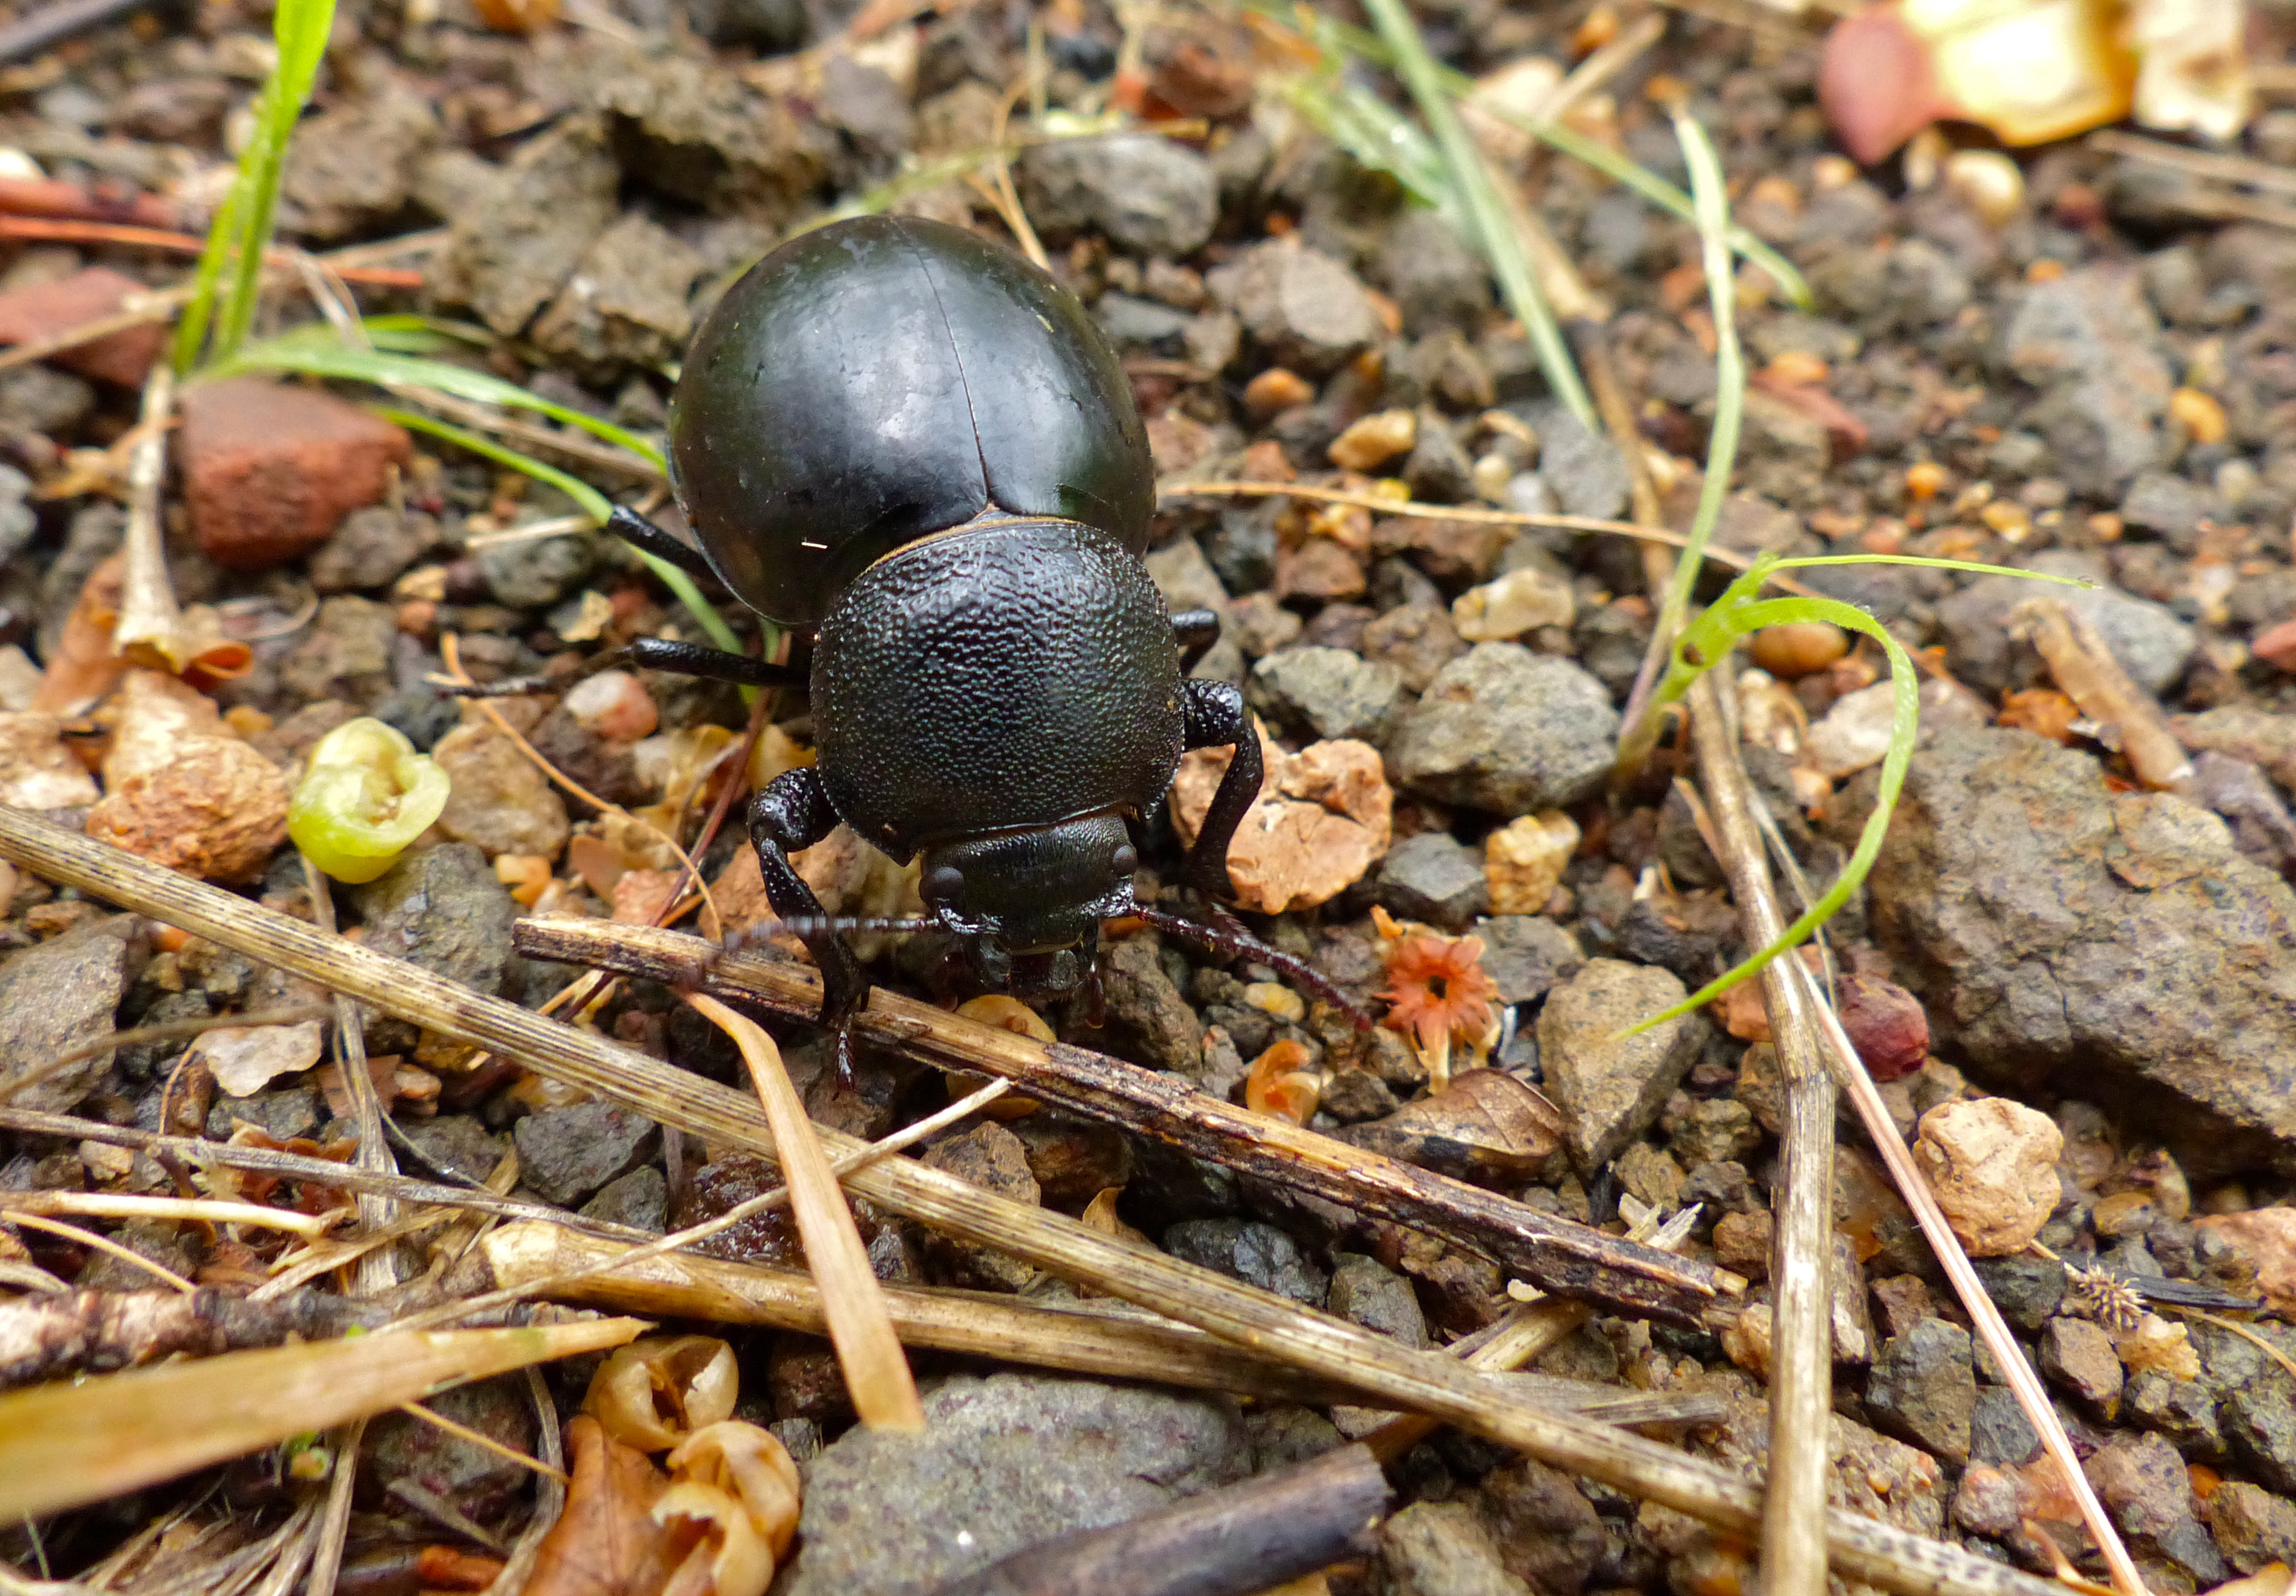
[1243,367,1313,419]
[1750,620,1850,679]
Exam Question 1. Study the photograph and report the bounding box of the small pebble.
[1804,680,1899,779]
[1750,620,1849,679]
[1483,811,1578,916]
[1913,1097,2064,1257]
[1327,409,1416,473]
[563,669,659,743]
[1243,367,1313,417]
[1451,566,1574,642]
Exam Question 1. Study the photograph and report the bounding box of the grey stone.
[1162,1217,1327,1304]
[1971,1384,2041,1466]
[1934,550,2194,697]
[2193,752,2296,874]
[1475,1458,1605,1596]
[816,55,912,158]
[439,115,619,336]
[782,1373,1242,1595]
[1362,601,1466,694]
[279,596,397,708]
[478,530,599,610]
[1373,209,1491,337]
[2159,1515,2229,1588]
[0,463,32,568]
[1861,728,2296,1175]
[1248,647,1402,744]
[310,507,435,594]
[1994,265,2173,495]
[207,1086,323,1144]
[1476,914,1582,1005]
[531,215,703,381]
[1376,830,1490,931]
[512,1100,659,1208]
[1523,402,1629,521]
[365,1376,537,1531]
[1018,135,1218,258]
[1206,240,1381,377]
[2208,1481,2296,1574]
[1100,935,1202,1075]
[282,92,439,241]
[1537,959,1706,1173]
[0,367,93,439]
[1970,1254,2067,1329]
[399,1114,509,1185]
[353,844,519,1056]
[1093,291,1195,355]
[1389,645,1619,815]
[1327,1254,1428,1347]
[2039,1316,2123,1418]
[1381,1502,1532,1596]
[2084,1429,2191,1534]
[1144,535,1230,615]
[0,916,137,1112]
[581,1166,667,1232]
[2125,1371,2223,1461]
[2227,1384,2296,1495]
[1403,411,1477,504]
[591,48,821,219]
[2121,470,2220,544]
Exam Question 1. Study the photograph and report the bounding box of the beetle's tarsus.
[748,769,871,1029]
[608,505,721,581]
[1179,678,1258,902]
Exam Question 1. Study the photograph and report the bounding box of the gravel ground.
[4,0,2296,1590]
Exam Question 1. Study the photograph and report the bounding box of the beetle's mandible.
[522,216,1281,1064]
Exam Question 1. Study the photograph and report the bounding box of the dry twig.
[1687,674,1835,1596]
[518,916,1731,1324]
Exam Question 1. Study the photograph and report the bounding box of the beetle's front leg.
[747,767,868,1081]
[1179,678,1262,902]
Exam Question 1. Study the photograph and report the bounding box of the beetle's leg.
[607,505,719,580]
[746,767,868,1084]
[438,636,805,698]
[1178,677,1260,901]
[1170,607,1221,673]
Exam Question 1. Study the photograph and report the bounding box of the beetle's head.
[917,812,1138,994]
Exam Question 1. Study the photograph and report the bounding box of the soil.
[3,0,2296,1590]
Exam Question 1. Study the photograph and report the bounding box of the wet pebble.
[1162,1217,1327,1304]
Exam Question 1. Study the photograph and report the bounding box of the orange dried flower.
[1377,933,1500,1061]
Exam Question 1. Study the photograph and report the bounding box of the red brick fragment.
[0,267,164,389]
[178,377,414,570]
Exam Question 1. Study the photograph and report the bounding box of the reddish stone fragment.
[1839,971,1931,1081]
[2253,617,2296,673]
[0,267,164,389]
[179,377,413,570]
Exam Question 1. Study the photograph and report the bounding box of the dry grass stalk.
[300,853,399,1295]
[0,1317,643,1521]
[0,1004,333,1107]
[1362,1205,1696,1462]
[477,1222,1717,1427]
[1687,675,1835,1596]
[2016,597,2194,791]
[0,1104,659,1242]
[303,1417,365,1596]
[520,917,1729,1325]
[686,992,924,1432]
[0,810,2071,1596]
[108,363,181,669]
[1780,955,2152,1596]
[0,1189,344,1238]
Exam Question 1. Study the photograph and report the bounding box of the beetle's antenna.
[768,916,944,936]
[1132,905,1372,1030]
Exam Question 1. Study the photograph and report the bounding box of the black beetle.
[536,216,1313,1059]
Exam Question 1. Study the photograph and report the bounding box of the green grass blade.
[1239,0,1811,306]
[1272,71,1454,210]
[228,325,666,470]
[372,406,742,656]
[1358,0,1593,427]
[174,0,339,371]
[1623,593,1920,1036]
[374,407,613,523]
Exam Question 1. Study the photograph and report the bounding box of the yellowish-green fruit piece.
[288,717,451,883]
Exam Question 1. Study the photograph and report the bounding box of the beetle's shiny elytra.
[575,216,1266,1060]
[670,215,1157,627]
